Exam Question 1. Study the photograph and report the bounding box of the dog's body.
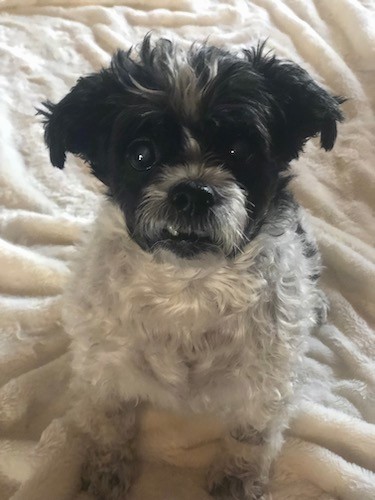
[41,37,343,499]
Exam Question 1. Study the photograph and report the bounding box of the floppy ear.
[38,51,138,183]
[245,44,345,162]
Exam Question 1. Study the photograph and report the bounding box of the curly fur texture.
[40,36,342,499]
[63,198,326,499]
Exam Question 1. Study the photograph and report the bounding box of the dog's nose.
[169,181,216,215]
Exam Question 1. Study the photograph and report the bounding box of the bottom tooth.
[167,225,179,237]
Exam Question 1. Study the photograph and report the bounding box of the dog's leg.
[78,402,138,500]
[207,428,264,500]
[208,420,284,500]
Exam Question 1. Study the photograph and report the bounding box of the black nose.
[169,181,216,215]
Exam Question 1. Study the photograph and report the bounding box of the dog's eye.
[127,139,157,171]
[227,140,252,163]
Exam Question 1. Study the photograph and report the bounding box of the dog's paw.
[245,480,267,500]
[81,446,135,500]
[209,473,242,500]
[207,435,265,499]
[208,473,266,500]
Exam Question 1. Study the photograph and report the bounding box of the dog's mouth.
[161,225,213,244]
[158,225,217,257]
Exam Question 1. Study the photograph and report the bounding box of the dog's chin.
[160,239,219,259]
[156,228,218,259]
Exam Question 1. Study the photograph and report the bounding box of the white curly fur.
[63,194,325,499]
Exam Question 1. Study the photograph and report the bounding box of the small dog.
[40,36,344,499]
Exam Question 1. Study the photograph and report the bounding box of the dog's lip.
[161,227,213,244]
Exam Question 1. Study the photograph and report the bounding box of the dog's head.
[40,36,344,260]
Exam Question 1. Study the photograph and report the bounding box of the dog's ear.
[38,51,138,183]
[245,44,345,162]
[39,71,124,183]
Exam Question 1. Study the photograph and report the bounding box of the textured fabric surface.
[0,1,374,499]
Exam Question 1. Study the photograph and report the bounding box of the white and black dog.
[40,36,344,499]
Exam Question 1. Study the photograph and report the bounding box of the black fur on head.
[39,36,344,258]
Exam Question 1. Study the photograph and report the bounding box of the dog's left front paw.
[81,446,135,500]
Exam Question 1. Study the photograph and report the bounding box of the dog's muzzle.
[133,165,249,260]
[156,180,217,258]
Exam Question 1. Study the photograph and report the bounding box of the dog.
[40,36,344,499]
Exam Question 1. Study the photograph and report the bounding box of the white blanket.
[0,1,374,499]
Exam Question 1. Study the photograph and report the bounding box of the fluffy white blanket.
[0,1,374,499]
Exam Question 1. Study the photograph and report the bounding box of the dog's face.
[41,37,343,260]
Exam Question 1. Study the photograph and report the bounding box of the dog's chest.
[70,237,300,419]
[129,319,257,412]
[112,263,276,412]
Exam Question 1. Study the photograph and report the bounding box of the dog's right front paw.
[207,450,267,500]
[209,474,266,500]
